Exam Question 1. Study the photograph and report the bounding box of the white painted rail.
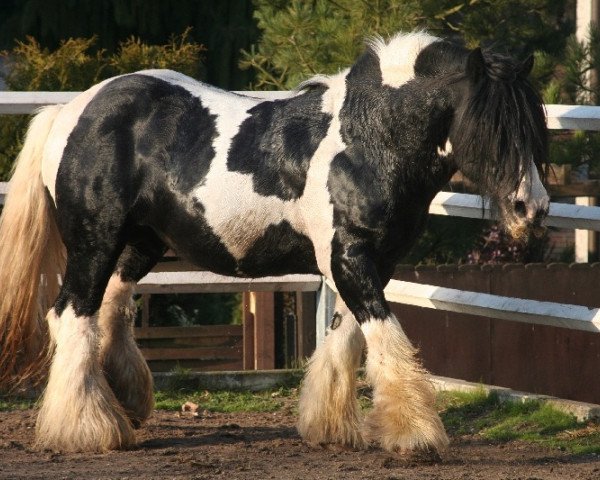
[545,104,600,131]
[0,92,599,132]
[0,90,291,114]
[1,93,600,337]
[137,271,321,294]
[322,278,600,334]
[430,192,600,231]
[384,281,600,333]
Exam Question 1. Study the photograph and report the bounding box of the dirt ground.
[1,404,599,480]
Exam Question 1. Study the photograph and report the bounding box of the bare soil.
[1,405,599,480]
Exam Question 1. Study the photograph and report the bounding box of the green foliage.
[2,30,203,91]
[149,293,243,327]
[544,25,600,177]
[0,116,28,180]
[466,224,551,264]
[4,37,105,91]
[404,216,486,265]
[550,130,600,173]
[241,0,571,90]
[240,0,422,89]
[422,0,570,55]
[0,0,258,90]
[109,29,204,78]
[0,32,204,180]
[0,396,35,411]
[559,25,600,105]
[438,389,600,455]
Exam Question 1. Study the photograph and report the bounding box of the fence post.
[315,277,336,346]
[575,196,598,262]
[242,292,255,370]
[296,291,317,360]
[250,291,275,369]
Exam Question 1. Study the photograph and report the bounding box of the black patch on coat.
[330,312,343,330]
[54,73,238,315]
[227,88,332,200]
[413,40,468,77]
[116,226,168,283]
[237,221,319,276]
[325,50,457,323]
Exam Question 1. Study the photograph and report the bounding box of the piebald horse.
[0,32,548,453]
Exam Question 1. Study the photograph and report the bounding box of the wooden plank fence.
[135,325,243,372]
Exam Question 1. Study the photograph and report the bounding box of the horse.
[0,31,548,453]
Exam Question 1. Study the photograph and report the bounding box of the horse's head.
[448,47,549,239]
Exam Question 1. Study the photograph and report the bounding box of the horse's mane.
[365,31,439,87]
[297,31,440,91]
[297,32,547,200]
[452,51,548,197]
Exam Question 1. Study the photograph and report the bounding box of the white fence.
[1,92,600,346]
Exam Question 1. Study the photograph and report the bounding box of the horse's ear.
[518,54,535,78]
[466,47,485,83]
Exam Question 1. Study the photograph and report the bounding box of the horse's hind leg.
[297,296,366,448]
[99,236,166,427]
[37,250,135,452]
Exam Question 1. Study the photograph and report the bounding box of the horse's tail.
[0,105,66,389]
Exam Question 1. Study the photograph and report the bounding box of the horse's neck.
[340,93,455,196]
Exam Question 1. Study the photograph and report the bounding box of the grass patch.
[438,389,600,455]
[3,380,598,455]
[0,397,35,411]
[154,387,294,413]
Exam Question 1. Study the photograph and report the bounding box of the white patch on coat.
[437,139,453,157]
[296,69,349,277]
[510,159,549,220]
[146,69,349,273]
[368,31,439,88]
[139,71,296,261]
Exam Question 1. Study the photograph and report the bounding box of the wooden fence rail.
[135,325,243,372]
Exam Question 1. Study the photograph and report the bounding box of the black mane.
[451,49,548,199]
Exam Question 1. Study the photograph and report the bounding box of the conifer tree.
[240,0,571,90]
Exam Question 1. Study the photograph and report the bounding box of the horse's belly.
[168,220,319,277]
[151,194,319,277]
[235,220,320,276]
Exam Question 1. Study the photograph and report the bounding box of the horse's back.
[43,70,330,276]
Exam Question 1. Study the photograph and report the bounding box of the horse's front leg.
[332,250,449,453]
[297,296,366,448]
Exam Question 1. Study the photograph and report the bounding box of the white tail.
[0,105,66,388]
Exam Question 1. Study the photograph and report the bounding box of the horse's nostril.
[514,200,527,218]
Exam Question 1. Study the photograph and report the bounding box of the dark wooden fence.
[135,325,243,372]
[392,263,600,404]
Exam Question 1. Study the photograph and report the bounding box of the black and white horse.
[0,32,548,453]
